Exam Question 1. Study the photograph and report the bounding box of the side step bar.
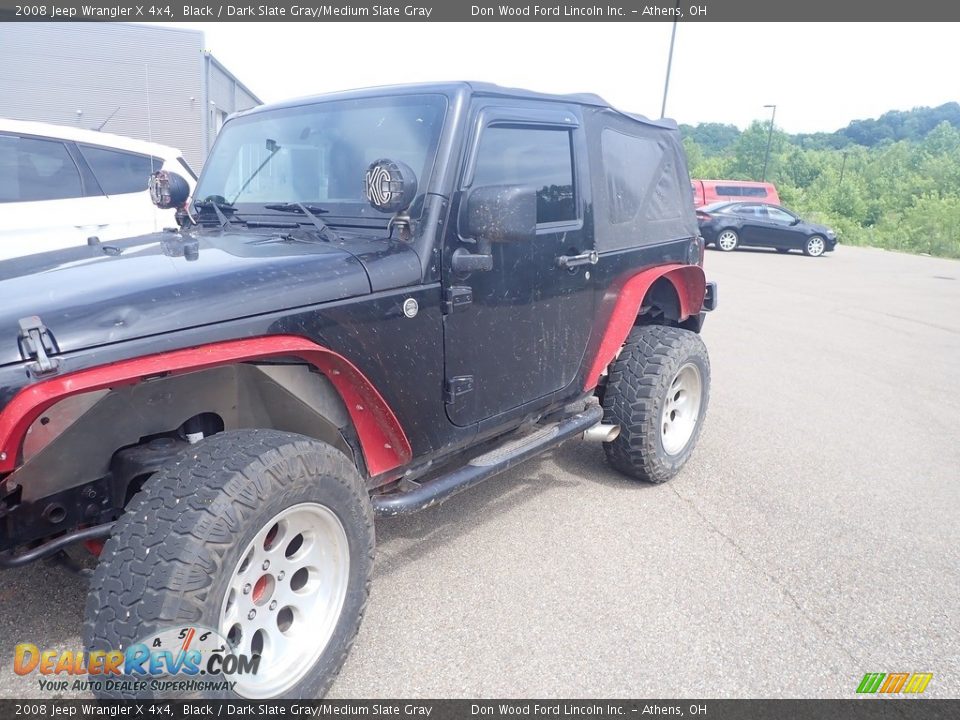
[371,404,604,517]
[0,522,114,569]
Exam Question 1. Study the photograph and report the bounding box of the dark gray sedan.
[697,201,838,256]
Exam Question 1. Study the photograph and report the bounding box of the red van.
[691,179,780,207]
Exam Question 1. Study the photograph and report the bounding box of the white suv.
[0,119,197,261]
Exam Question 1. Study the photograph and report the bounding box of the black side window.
[717,185,767,198]
[78,145,158,195]
[0,135,83,203]
[765,206,794,223]
[472,126,575,224]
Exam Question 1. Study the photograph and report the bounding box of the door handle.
[555,250,598,269]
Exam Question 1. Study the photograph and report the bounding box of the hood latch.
[17,316,60,377]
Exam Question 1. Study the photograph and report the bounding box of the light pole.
[660,0,681,118]
[761,104,777,182]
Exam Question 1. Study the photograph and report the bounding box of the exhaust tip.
[584,423,620,443]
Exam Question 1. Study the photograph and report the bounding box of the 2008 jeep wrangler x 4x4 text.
[0,83,716,698]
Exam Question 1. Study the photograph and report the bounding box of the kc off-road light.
[148,170,191,210]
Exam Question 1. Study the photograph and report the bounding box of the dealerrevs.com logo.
[14,626,260,694]
[856,673,934,694]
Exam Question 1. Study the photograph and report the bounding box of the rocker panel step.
[469,425,560,467]
[371,404,603,517]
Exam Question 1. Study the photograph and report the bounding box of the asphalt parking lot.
[1,244,958,699]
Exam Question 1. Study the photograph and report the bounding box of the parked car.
[691,179,780,207]
[0,119,196,261]
[0,83,716,699]
[697,201,838,256]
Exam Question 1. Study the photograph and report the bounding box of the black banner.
[0,0,958,22]
[0,700,958,720]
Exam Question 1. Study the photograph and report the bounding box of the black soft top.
[238,81,679,131]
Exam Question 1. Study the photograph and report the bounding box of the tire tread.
[601,325,710,483]
[83,429,374,699]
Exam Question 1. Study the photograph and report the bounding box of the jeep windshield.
[193,94,447,223]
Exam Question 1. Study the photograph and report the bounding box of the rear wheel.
[716,229,739,252]
[83,430,375,699]
[804,235,826,257]
[602,326,711,483]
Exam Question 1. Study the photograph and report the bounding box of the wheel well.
[639,277,682,325]
[583,263,707,392]
[10,362,358,506]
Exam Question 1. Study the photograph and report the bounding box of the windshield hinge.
[444,375,474,404]
[17,316,60,377]
[441,286,473,315]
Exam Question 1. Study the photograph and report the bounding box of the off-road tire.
[83,429,375,699]
[602,325,710,483]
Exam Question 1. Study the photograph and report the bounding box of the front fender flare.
[0,336,412,478]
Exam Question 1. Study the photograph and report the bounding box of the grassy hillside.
[680,103,960,258]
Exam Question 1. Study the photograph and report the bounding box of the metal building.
[0,23,261,169]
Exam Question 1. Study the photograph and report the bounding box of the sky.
[152,22,959,134]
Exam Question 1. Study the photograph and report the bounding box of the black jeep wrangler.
[0,83,716,698]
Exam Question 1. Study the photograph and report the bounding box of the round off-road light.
[364,159,418,214]
[148,170,191,210]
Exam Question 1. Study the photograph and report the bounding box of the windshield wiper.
[263,202,340,242]
[193,198,238,228]
[264,202,329,215]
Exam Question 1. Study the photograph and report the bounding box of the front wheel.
[602,326,711,483]
[83,430,375,699]
[804,235,826,257]
[716,229,739,252]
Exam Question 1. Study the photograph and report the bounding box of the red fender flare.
[583,264,706,391]
[0,336,412,478]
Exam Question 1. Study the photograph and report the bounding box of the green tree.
[727,120,788,181]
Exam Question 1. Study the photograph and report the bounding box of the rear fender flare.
[583,264,706,391]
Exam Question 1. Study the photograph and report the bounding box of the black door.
[762,205,804,248]
[442,105,594,427]
[737,203,778,247]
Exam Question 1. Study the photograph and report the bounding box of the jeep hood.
[0,231,374,368]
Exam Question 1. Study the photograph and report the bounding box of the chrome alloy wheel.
[660,362,703,455]
[717,230,738,251]
[219,502,350,698]
[806,236,826,257]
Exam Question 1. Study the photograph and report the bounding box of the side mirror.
[790,217,801,226]
[148,171,191,210]
[365,159,418,214]
[462,184,537,243]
